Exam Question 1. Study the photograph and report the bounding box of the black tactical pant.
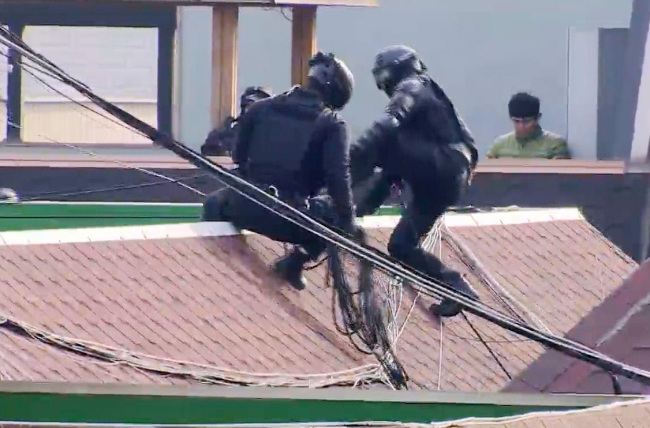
[202,186,334,261]
[353,146,471,288]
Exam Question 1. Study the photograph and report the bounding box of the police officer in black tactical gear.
[202,51,357,291]
[350,45,480,318]
[201,86,273,157]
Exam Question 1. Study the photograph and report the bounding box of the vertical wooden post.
[211,4,239,129]
[6,21,25,143]
[291,6,317,86]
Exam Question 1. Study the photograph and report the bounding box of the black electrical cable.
[15,173,210,202]
[4,27,650,388]
[0,48,149,138]
[1,47,210,201]
[462,312,512,381]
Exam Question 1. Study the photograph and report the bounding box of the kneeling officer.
[202,52,357,290]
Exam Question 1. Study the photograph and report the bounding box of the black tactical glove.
[339,217,364,239]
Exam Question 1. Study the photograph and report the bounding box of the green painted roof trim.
[0,202,402,232]
[0,382,636,425]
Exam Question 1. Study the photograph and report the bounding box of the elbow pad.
[385,89,416,124]
[359,111,401,148]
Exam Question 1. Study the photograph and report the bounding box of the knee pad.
[202,190,229,221]
[387,236,414,262]
[309,195,335,222]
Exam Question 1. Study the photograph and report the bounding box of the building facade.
[0,0,633,155]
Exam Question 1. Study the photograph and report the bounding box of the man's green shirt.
[487,127,570,159]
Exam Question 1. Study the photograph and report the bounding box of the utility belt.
[260,183,311,211]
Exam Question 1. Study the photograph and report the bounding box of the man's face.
[511,116,539,139]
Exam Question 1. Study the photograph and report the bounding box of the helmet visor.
[372,67,392,91]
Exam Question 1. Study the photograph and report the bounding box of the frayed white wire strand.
[442,226,552,334]
[383,215,443,350]
[2,315,389,388]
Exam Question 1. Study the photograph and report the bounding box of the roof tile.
[0,213,637,391]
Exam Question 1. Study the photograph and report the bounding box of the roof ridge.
[0,314,387,388]
[0,208,584,247]
[595,260,650,347]
[580,220,639,265]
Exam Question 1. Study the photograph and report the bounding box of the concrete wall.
[6,165,648,261]
[17,26,158,101]
[598,29,630,159]
[23,102,155,144]
[567,29,600,160]
[616,0,650,162]
[567,28,629,160]
[173,7,213,149]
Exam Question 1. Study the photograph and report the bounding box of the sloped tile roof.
[0,208,637,391]
[506,258,650,395]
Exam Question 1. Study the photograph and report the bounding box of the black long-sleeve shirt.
[350,74,478,183]
[234,87,355,225]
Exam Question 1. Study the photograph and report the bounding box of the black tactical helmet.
[307,52,354,110]
[371,45,426,95]
[240,86,273,110]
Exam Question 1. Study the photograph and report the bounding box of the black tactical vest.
[246,92,324,191]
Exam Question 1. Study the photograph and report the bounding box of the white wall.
[174,7,213,147]
[567,28,600,160]
[630,28,650,161]
[20,26,158,102]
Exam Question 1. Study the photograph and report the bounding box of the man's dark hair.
[508,92,540,118]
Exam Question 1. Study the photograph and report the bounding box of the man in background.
[487,92,571,159]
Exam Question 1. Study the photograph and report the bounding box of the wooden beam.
[210,3,238,129]
[0,0,379,6]
[291,6,317,86]
[475,159,626,175]
[5,21,25,143]
[278,0,378,5]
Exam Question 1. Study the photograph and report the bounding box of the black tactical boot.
[272,248,311,290]
[201,189,230,222]
[430,273,479,318]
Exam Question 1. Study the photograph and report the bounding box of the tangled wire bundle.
[326,228,408,389]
